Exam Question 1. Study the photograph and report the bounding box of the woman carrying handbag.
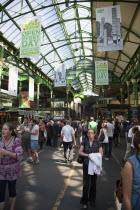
[98,123,109,160]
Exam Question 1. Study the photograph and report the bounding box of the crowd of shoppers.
[0,116,140,210]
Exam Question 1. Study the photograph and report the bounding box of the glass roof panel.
[64,21,78,36]
[78,7,89,18]
[0,0,138,96]
[80,20,91,33]
[63,8,74,20]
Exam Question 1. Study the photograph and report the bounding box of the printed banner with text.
[96,5,123,52]
[29,77,34,101]
[20,16,41,58]
[54,63,66,87]
[95,61,108,85]
[54,101,65,119]
[8,66,18,96]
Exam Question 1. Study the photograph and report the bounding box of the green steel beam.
[121,46,140,81]
[25,0,63,68]
[74,3,85,58]
[36,41,127,74]
[86,1,94,92]
[4,49,52,90]
[43,19,140,40]
[0,0,15,9]
[0,36,53,89]
[53,0,76,64]
[62,3,90,13]
[113,1,140,74]
[1,6,20,30]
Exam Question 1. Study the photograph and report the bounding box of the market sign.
[29,77,34,101]
[8,66,18,96]
[95,61,108,85]
[20,16,41,58]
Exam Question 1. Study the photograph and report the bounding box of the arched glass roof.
[0,0,140,96]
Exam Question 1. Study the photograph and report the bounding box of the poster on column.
[95,61,108,85]
[54,63,66,87]
[20,16,41,58]
[96,5,123,52]
[54,101,64,119]
[8,66,18,96]
[29,77,34,101]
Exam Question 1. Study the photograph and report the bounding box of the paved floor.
[4,138,127,210]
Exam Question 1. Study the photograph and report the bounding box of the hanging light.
[65,0,70,7]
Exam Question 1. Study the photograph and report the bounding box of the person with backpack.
[82,120,88,139]
[98,122,109,160]
[0,122,23,210]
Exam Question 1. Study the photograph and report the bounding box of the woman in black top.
[79,128,103,209]
[113,121,121,146]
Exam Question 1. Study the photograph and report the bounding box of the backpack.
[98,129,105,142]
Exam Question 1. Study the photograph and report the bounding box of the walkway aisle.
[8,144,124,210]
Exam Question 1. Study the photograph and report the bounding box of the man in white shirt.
[125,121,140,160]
[107,119,114,158]
[27,119,39,164]
[61,120,76,163]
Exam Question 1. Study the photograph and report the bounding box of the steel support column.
[126,81,130,105]
[120,88,123,104]
[36,83,40,110]
[131,79,138,107]
[66,90,69,117]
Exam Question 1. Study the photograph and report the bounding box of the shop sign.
[95,61,108,85]
[20,16,41,58]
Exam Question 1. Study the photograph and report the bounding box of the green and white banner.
[95,61,108,85]
[20,16,41,58]
[29,77,34,101]
[8,66,18,96]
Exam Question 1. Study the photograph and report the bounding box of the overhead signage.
[54,101,65,119]
[29,77,34,101]
[95,61,108,85]
[20,16,41,58]
[54,63,66,87]
[96,5,123,52]
[8,66,18,96]
[47,98,66,102]
[98,97,117,101]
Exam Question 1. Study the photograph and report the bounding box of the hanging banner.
[54,101,65,119]
[95,61,108,85]
[0,65,2,92]
[96,5,123,52]
[20,16,41,58]
[54,63,66,87]
[29,77,34,101]
[8,66,18,96]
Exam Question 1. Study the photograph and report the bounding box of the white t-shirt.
[102,129,109,143]
[31,124,39,140]
[61,125,75,142]
[128,125,140,148]
[107,123,114,137]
